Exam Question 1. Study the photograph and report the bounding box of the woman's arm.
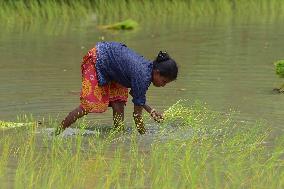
[130,90,152,113]
[143,104,152,114]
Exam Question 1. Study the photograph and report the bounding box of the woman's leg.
[110,101,125,131]
[61,105,88,129]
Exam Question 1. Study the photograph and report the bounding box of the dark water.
[1,19,284,131]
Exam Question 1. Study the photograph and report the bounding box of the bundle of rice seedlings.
[275,60,284,77]
[274,60,284,92]
[99,19,138,30]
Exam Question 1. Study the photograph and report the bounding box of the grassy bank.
[1,0,284,25]
[0,101,283,188]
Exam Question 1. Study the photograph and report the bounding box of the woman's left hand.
[150,109,164,123]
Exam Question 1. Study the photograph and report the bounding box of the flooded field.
[1,18,284,129]
[1,0,284,188]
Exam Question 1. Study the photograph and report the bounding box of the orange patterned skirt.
[80,48,128,113]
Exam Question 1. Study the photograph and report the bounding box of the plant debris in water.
[99,19,138,30]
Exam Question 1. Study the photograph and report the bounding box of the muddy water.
[0,19,284,130]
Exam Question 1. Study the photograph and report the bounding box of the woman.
[57,41,178,135]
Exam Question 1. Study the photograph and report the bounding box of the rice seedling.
[0,120,32,129]
[275,60,284,77]
[1,0,284,27]
[273,60,284,93]
[0,114,37,129]
[0,100,283,188]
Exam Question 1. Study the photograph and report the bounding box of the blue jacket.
[95,41,153,105]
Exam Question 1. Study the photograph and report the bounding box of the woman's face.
[152,70,172,87]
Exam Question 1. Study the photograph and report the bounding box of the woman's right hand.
[150,109,164,123]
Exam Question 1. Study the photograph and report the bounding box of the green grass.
[0,100,284,188]
[1,0,284,35]
[1,0,284,26]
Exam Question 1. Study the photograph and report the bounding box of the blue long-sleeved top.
[95,41,153,105]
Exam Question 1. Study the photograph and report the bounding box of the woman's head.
[152,51,178,87]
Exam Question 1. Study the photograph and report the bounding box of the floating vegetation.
[99,19,138,30]
[273,60,284,93]
[275,60,284,77]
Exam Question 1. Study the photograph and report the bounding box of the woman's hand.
[150,109,164,123]
[134,105,146,134]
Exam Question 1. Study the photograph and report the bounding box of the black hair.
[153,51,178,81]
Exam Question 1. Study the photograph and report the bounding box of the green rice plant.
[275,60,284,77]
[13,127,90,188]
[273,60,284,92]
[0,137,11,188]
[1,100,284,188]
[1,0,284,30]
[0,120,34,129]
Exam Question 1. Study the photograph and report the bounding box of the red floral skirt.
[80,48,128,113]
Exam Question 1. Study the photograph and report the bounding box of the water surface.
[1,19,284,130]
